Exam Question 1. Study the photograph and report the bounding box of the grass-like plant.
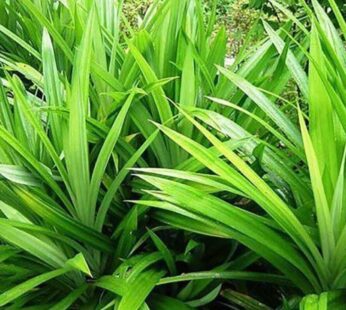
[0,0,250,308]
[0,0,346,309]
[135,0,346,308]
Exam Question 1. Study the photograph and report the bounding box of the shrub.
[0,0,345,309]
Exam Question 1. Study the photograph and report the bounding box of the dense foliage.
[0,0,346,309]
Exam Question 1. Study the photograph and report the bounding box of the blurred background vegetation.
[123,0,346,56]
[123,0,263,57]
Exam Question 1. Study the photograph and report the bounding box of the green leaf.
[147,229,176,275]
[65,7,96,226]
[50,285,88,310]
[0,267,68,307]
[0,164,40,186]
[95,276,129,296]
[66,253,92,277]
[221,289,270,310]
[0,219,67,267]
[263,21,308,99]
[42,28,64,151]
[89,91,135,224]
[15,187,114,253]
[96,130,159,231]
[218,66,303,148]
[298,109,335,264]
[118,269,165,310]
[0,24,41,61]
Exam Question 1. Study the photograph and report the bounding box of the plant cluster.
[0,0,346,309]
